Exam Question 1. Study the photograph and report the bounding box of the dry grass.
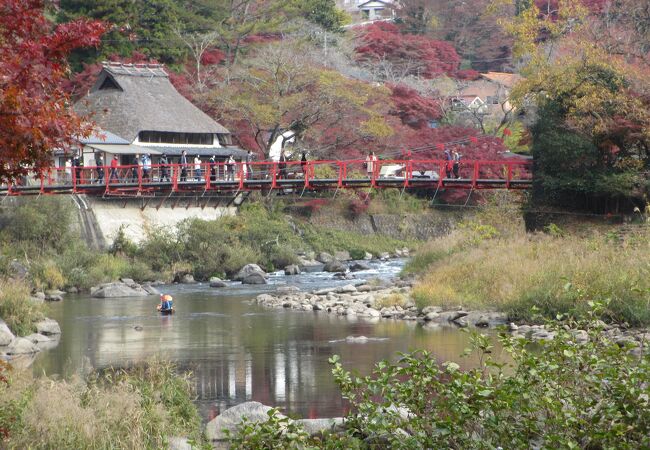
[412,232,650,325]
[0,359,208,450]
[375,292,409,309]
[0,279,45,336]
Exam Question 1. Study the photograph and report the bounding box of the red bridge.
[1,159,532,198]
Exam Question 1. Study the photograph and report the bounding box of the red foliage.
[348,191,371,217]
[389,84,442,129]
[200,48,226,66]
[355,22,461,78]
[0,0,106,182]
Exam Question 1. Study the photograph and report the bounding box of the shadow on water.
[32,259,507,420]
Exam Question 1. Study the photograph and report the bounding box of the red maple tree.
[355,22,461,79]
[0,0,106,182]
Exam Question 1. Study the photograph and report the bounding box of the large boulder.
[180,274,196,284]
[205,402,285,442]
[91,282,149,298]
[284,264,300,275]
[350,262,372,272]
[316,252,334,264]
[299,259,324,273]
[209,277,227,288]
[9,259,28,279]
[35,318,61,335]
[0,321,15,346]
[5,337,40,355]
[241,273,267,285]
[324,260,347,273]
[141,284,161,295]
[234,264,267,281]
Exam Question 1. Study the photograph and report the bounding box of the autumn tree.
[205,42,393,158]
[354,22,461,82]
[0,0,106,182]
[492,0,650,211]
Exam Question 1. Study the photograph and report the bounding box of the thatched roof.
[74,63,229,143]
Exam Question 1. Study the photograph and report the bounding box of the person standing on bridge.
[95,154,104,184]
[245,150,254,179]
[365,151,377,178]
[109,155,119,183]
[209,155,217,182]
[300,152,308,177]
[194,155,202,181]
[443,149,452,179]
[159,154,170,182]
[226,154,235,181]
[180,150,188,182]
[142,153,151,182]
[72,152,82,184]
[278,149,287,180]
[452,151,461,179]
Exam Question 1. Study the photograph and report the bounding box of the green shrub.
[31,259,65,291]
[0,279,45,336]
[227,409,315,450]
[231,308,650,448]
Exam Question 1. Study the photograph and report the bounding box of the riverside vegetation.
[404,204,650,326]
[0,359,209,449]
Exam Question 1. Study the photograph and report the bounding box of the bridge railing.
[4,159,532,195]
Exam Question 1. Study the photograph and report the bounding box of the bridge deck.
[0,159,532,197]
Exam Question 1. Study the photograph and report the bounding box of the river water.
[32,259,504,421]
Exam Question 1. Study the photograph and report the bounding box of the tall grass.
[0,359,208,449]
[0,279,45,336]
[412,233,650,325]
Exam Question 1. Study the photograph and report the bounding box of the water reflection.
[33,261,507,420]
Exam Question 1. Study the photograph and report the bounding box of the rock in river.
[350,261,371,272]
[91,282,150,298]
[234,264,267,282]
[205,401,285,441]
[324,260,347,273]
[5,337,40,355]
[0,321,15,346]
[35,318,61,335]
[284,264,300,275]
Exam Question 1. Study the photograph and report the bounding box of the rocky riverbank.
[0,317,61,365]
[254,281,650,351]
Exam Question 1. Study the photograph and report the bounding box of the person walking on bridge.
[109,155,120,183]
[159,154,170,182]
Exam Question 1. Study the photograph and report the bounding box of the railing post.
[304,161,311,188]
[473,161,479,189]
[271,163,277,189]
[438,161,445,188]
[72,164,77,193]
[137,164,143,194]
[371,161,377,188]
[40,171,44,195]
[238,163,244,190]
[404,160,411,188]
[506,162,512,189]
[172,165,178,192]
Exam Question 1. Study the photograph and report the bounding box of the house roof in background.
[74,62,230,143]
[79,129,130,145]
[480,72,523,88]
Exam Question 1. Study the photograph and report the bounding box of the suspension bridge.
[0,159,532,201]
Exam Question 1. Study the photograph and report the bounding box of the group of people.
[444,149,462,179]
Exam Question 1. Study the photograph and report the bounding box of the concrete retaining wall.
[84,196,237,246]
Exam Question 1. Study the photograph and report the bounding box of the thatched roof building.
[73,62,245,164]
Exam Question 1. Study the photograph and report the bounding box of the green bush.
[31,259,65,291]
[0,279,45,336]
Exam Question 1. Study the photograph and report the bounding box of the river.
[32,259,505,421]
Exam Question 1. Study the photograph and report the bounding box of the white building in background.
[337,0,396,22]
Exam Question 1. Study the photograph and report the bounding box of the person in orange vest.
[158,294,173,312]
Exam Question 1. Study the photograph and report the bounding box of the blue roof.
[79,129,130,145]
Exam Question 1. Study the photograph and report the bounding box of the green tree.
[299,0,349,32]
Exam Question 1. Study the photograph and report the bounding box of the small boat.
[157,304,175,314]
